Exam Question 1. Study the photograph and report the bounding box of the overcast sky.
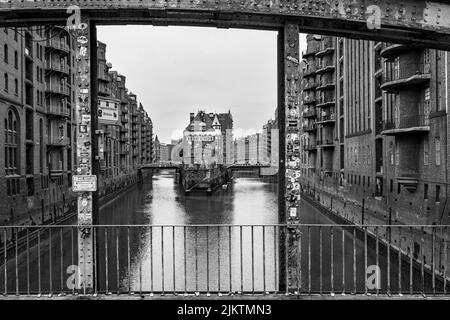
[97,26,306,143]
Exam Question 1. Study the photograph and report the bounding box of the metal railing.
[45,61,69,74]
[0,224,449,297]
[303,95,316,104]
[303,144,317,151]
[302,48,317,58]
[303,66,317,77]
[317,97,336,106]
[47,103,69,118]
[383,63,430,83]
[302,124,316,132]
[303,108,316,118]
[303,81,317,90]
[45,39,70,53]
[317,139,335,146]
[317,114,336,122]
[382,114,429,131]
[316,62,335,74]
[48,136,68,147]
[45,84,69,96]
[317,81,335,90]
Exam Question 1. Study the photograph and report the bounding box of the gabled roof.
[185,110,216,131]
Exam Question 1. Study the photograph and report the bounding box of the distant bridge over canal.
[138,163,278,193]
[138,163,277,176]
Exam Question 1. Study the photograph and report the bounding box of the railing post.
[279,22,301,294]
[72,16,99,295]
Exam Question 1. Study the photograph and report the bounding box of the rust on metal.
[0,1,450,48]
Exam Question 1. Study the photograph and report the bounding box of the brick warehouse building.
[299,34,450,274]
[0,27,154,238]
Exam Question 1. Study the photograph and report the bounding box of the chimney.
[190,113,195,123]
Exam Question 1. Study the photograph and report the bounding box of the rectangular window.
[424,139,429,165]
[3,44,7,64]
[4,73,8,92]
[423,49,430,65]
[424,184,428,200]
[435,137,441,166]
[390,179,393,193]
[436,185,441,202]
[397,182,401,194]
[424,87,431,123]
[389,142,394,165]
[395,141,399,166]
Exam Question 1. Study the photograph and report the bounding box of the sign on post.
[73,175,98,192]
[98,98,120,124]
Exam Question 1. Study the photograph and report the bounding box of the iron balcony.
[47,103,70,118]
[302,108,316,118]
[316,113,336,124]
[380,44,410,61]
[303,81,317,91]
[47,136,68,147]
[316,81,336,91]
[49,166,63,177]
[315,42,335,58]
[303,144,317,151]
[303,95,316,105]
[44,39,70,54]
[316,99,336,108]
[302,48,317,59]
[44,61,70,75]
[45,84,70,97]
[381,114,430,135]
[316,63,336,75]
[381,63,431,92]
[303,66,317,77]
[302,124,317,132]
[316,139,335,148]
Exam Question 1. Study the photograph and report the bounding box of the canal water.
[1,170,445,294]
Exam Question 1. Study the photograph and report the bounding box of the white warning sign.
[98,98,119,124]
[73,175,97,192]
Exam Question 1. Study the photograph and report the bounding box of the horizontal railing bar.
[0,224,448,228]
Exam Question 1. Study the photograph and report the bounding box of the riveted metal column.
[279,22,301,294]
[72,17,97,294]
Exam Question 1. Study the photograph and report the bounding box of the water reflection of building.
[182,110,233,167]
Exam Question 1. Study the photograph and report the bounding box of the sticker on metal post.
[73,175,97,192]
